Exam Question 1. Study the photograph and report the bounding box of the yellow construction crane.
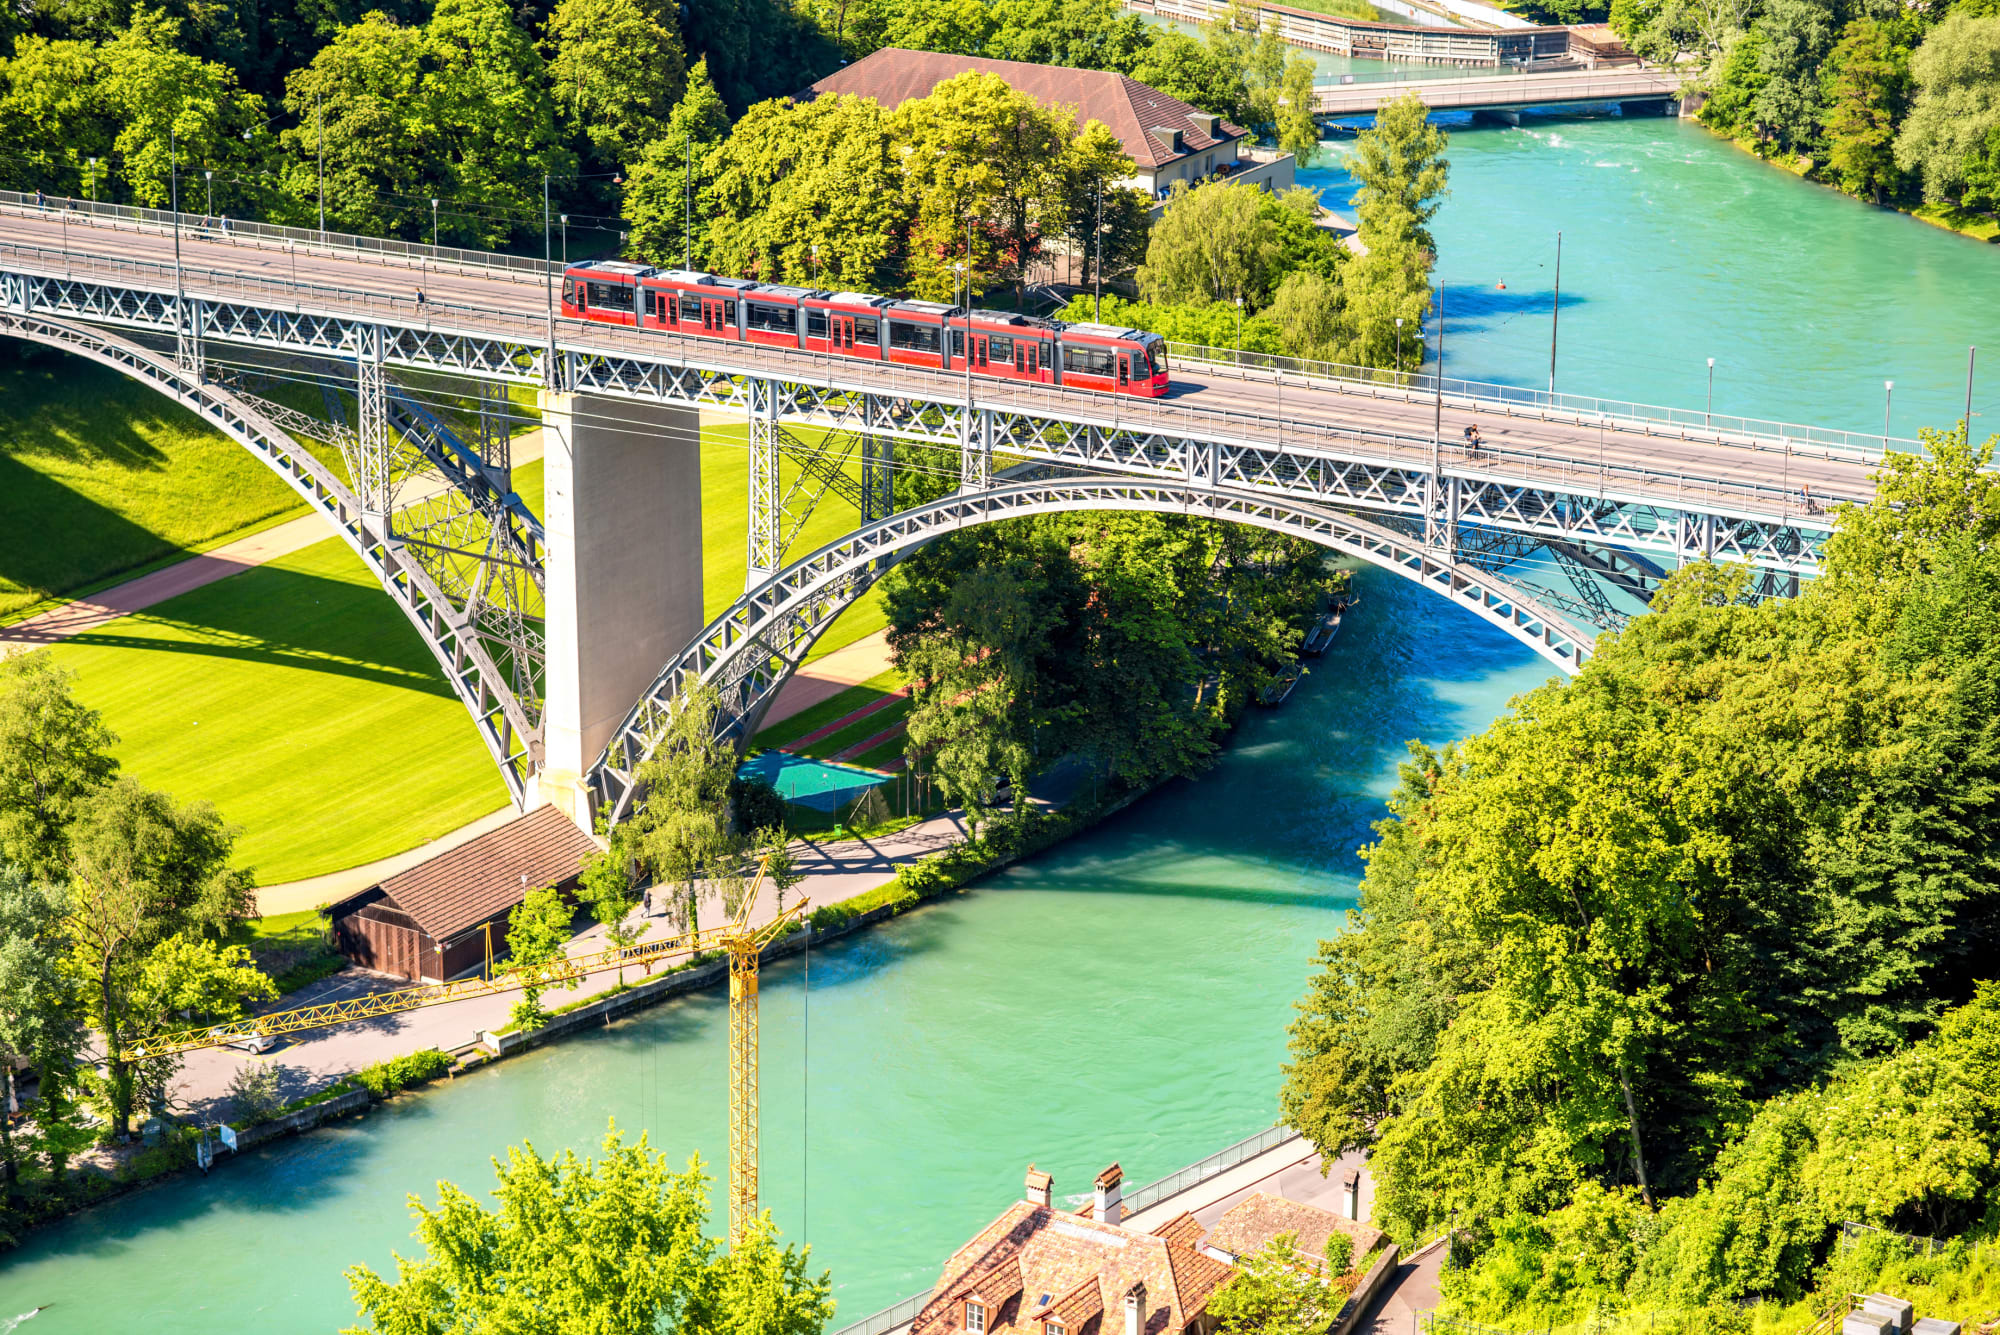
[120,863,807,1250]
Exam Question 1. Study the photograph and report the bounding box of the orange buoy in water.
[1497,281,1507,289]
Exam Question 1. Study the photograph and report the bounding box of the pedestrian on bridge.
[414,285,427,308]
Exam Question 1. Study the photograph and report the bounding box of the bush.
[226,1061,284,1124]
[730,774,786,832]
[355,1049,453,1098]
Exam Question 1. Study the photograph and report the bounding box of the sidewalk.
[1,428,545,650]
[174,807,971,1120]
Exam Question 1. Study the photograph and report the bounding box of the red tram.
[558,261,1171,398]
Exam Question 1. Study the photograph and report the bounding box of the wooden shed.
[327,806,600,982]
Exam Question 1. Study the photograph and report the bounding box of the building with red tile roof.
[1202,1192,1385,1271]
[803,49,1255,197]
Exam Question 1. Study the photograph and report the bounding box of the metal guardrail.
[1312,69,1679,113]
[1165,341,1910,461]
[0,191,555,285]
[827,1288,936,1335]
[1124,1124,1301,1214]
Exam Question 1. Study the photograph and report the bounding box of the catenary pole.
[1548,230,1561,396]
[316,94,325,236]
[1968,346,1978,436]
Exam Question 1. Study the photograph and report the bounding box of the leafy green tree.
[1208,1233,1347,1335]
[1345,91,1449,253]
[627,685,739,934]
[0,651,118,883]
[1698,28,1770,137]
[1267,270,1341,363]
[1055,123,1151,298]
[1749,0,1839,151]
[1894,11,2000,204]
[705,93,907,288]
[579,851,643,983]
[345,1126,834,1334]
[1275,55,1322,167]
[424,0,568,248]
[278,14,436,239]
[504,884,576,1029]
[680,0,835,115]
[881,0,997,54]
[1139,179,1280,306]
[545,0,688,171]
[0,38,114,197]
[622,58,729,267]
[98,7,267,211]
[65,777,254,1135]
[1128,27,1252,127]
[1822,18,1910,201]
[1203,0,1287,131]
[0,867,81,1194]
[127,931,276,1114]
[886,72,1027,301]
[1331,226,1431,370]
[1057,293,1285,355]
[985,0,1156,69]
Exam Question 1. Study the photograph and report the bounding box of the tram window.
[889,320,941,354]
[747,301,793,332]
[567,279,584,305]
[989,334,1015,363]
[805,307,828,338]
[679,292,703,322]
[1148,344,1167,375]
[587,281,634,311]
[852,314,880,343]
[1063,343,1116,377]
[719,298,737,326]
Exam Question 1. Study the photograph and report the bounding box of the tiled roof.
[335,806,598,941]
[1150,1213,1204,1252]
[1205,1193,1384,1269]
[913,1199,1239,1335]
[802,49,1247,170]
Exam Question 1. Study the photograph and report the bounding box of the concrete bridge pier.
[1620,98,1679,117]
[1472,107,1521,126]
[533,392,705,825]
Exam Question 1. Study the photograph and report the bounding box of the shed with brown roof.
[327,805,599,981]
[803,49,1251,196]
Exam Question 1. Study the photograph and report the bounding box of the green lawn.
[50,534,512,886]
[0,343,334,624]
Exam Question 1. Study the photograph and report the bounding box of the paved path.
[174,807,971,1120]
[1,428,545,650]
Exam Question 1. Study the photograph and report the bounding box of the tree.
[881,0,997,55]
[1894,11,2000,204]
[623,58,729,268]
[1055,122,1150,298]
[0,650,118,883]
[1822,18,1910,202]
[1267,270,1341,363]
[0,37,114,197]
[985,0,1156,70]
[423,0,568,248]
[1275,55,1322,167]
[0,867,81,1192]
[1346,92,1449,253]
[1129,27,1252,127]
[627,685,739,934]
[580,851,643,983]
[1207,1233,1347,1335]
[1204,0,1287,131]
[704,93,907,288]
[545,0,687,172]
[97,8,267,211]
[504,885,576,1029]
[887,72,1026,301]
[1330,226,1431,371]
[1749,0,1839,151]
[345,1126,834,1335]
[1139,180,1280,307]
[65,777,254,1136]
[278,14,436,239]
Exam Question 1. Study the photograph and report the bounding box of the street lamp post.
[1706,357,1715,427]
[543,172,554,359]
[684,135,693,270]
[1548,229,1561,396]
[560,214,569,267]
[204,169,213,217]
[1884,379,1894,446]
[1234,294,1243,353]
[315,93,325,237]
[87,158,97,204]
[431,198,439,249]
[1093,183,1104,323]
[1395,317,1404,384]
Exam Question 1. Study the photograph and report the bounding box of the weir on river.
[3,104,1997,1330]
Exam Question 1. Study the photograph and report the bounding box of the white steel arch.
[0,311,541,802]
[587,476,1595,824]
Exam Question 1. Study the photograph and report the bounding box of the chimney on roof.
[1026,1163,1053,1208]
[1124,1281,1148,1335]
[1095,1163,1124,1227]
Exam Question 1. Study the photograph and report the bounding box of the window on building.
[965,1301,986,1333]
[889,319,942,355]
[1047,1321,1066,1335]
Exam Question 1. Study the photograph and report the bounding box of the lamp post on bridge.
[1547,228,1561,397]
[560,214,569,267]
[86,157,98,204]
[204,169,213,218]
[1706,357,1714,428]
[1884,379,1894,446]
[1395,317,1403,385]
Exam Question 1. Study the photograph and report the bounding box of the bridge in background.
[0,198,1882,831]
[1313,66,1681,118]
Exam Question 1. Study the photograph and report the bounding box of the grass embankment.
[1710,133,2000,243]
[0,343,348,625]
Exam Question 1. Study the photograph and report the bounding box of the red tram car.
[557,261,1171,398]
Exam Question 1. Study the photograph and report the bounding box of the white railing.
[0,190,556,285]
[1165,341,1910,460]
[827,1288,936,1335]
[1123,1124,1301,1214]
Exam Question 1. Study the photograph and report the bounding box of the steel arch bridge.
[586,475,1600,824]
[0,311,544,801]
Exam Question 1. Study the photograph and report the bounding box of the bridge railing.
[2,238,1873,532]
[1166,341,1909,461]
[0,191,554,286]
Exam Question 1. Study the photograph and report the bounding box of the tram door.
[1118,353,1131,387]
[832,314,856,351]
[1026,342,1041,380]
[702,297,728,334]
[968,334,987,371]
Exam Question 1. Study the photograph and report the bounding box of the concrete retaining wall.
[1330,1243,1403,1335]
[227,1086,373,1152]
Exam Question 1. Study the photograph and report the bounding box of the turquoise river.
[3,106,1999,1330]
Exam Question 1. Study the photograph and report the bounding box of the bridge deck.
[0,209,1878,527]
[1314,68,1680,116]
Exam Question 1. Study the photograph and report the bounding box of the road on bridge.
[0,207,1881,527]
[1313,66,1681,117]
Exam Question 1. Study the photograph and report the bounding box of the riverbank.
[1705,124,2000,245]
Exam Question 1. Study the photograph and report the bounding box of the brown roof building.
[1201,1192,1384,1270]
[327,806,599,982]
[803,50,1254,197]
[913,1164,1237,1335]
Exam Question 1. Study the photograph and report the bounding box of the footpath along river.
[3,108,1998,1330]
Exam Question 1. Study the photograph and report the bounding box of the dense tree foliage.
[1281,427,2000,1296]
[345,1126,832,1334]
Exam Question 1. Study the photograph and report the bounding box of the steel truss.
[586,477,1601,825]
[1,312,543,802]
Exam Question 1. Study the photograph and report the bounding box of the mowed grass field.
[41,391,892,886]
[0,343,330,624]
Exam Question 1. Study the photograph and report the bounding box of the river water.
[3,110,1997,1330]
